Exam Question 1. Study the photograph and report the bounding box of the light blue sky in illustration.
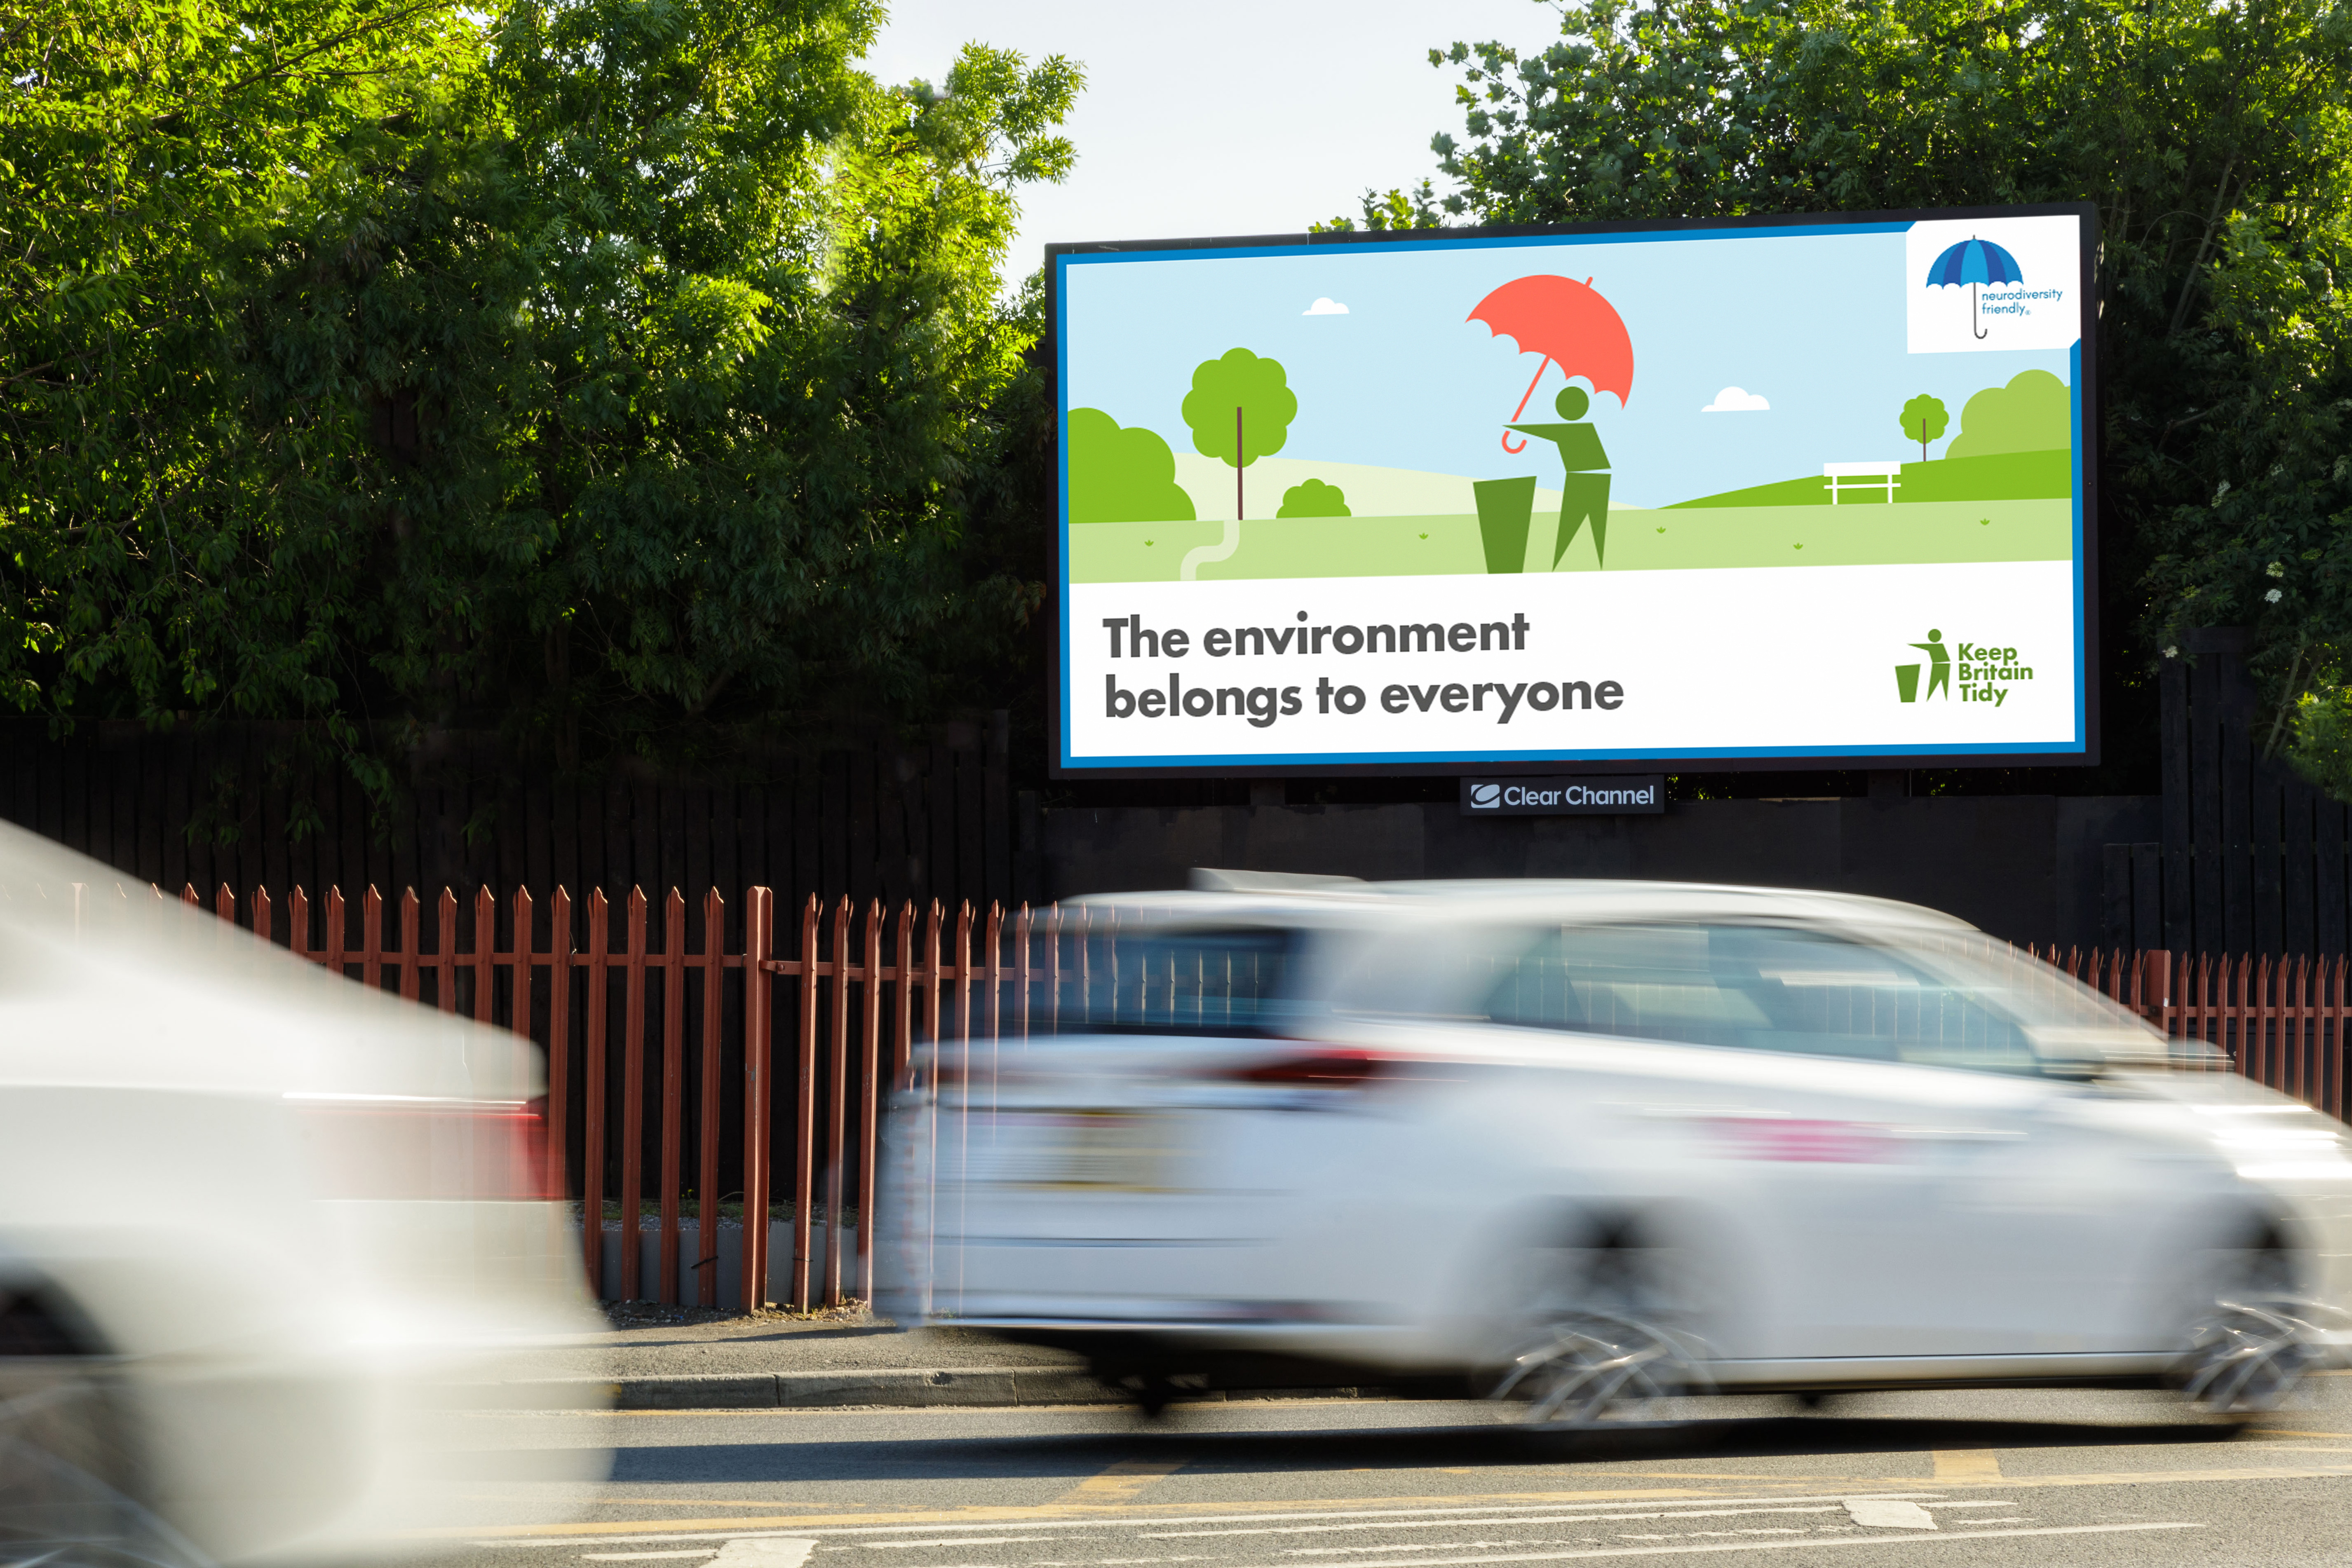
[1059,227,2076,509]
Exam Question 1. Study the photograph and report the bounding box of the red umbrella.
[1467,275,1635,453]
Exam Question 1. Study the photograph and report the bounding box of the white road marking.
[866,1544,1058,1552]
[1841,1500,1935,1530]
[1145,1509,1846,1541]
[1282,1545,1533,1556]
[468,1495,1952,1549]
[583,1554,720,1561]
[1227,1523,2200,1566]
[714,1544,819,1568]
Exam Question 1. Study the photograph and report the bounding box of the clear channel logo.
[1460,776,1665,816]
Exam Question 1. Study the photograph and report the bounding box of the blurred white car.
[885,877,2352,1424]
[0,823,602,1564]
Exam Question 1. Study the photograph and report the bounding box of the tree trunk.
[1235,405,1244,520]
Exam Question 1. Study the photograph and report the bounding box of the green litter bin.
[1473,476,1539,575]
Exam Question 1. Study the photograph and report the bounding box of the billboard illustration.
[1052,205,2095,776]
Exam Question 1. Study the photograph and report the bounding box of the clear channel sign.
[1051,205,2097,778]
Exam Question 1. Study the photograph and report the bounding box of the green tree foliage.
[0,0,1079,789]
[1946,370,2072,458]
[2287,667,2352,798]
[0,0,498,795]
[1419,0,2352,785]
[1180,349,1297,519]
[1066,409,1194,523]
[1277,478,1350,518]
[1311,181,1446,234]
[1899,394,1949,462]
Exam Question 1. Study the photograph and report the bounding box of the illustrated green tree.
[0,0,1080,789]
[1946,371,2073,458]
[1899,395,1950,462]
[1180,349,1298,519]
[1067,410,1195,522]
[1411,0,2352,792]
[1277,479,1351,518]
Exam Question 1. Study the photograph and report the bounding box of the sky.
[863,0,1559,273]
[865,5,2082,507]
[1061,229,2079,509]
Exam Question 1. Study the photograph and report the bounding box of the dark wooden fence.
[2103,627,2352,956]
[0,717,1012,919]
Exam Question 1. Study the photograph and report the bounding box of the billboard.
[1050,205,2097,777]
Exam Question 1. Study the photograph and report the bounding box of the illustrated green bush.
[1066,408,1195,523]
[1899,393,1949,461]
[1946,370,2071,457]
[1276,478,1350,518]
[1180,348,1298,517]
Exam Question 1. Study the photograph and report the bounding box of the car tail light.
[1224,1048,1389,1088]
[289,1092,555,1200]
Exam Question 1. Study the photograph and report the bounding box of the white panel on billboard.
[1051,205,2096,776]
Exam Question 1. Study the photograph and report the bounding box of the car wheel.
[0,1295,211,1568]
[1487,1227,1711,1432]
[2173,1247,2331,1416]
[2171,1238,2344,1415]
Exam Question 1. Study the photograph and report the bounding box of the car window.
[1047,925,1318,1037]
[1483,921,2040,1073]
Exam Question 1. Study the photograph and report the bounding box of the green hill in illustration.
[1169,453,1592,520]
[1667,449,2071,509]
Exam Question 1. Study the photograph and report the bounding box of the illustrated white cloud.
[1302,297,1350,316]
[1702,386,1770,413]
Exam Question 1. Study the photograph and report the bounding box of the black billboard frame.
[1044,201,2101,782]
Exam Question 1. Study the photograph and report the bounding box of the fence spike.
[742,886,775,1310]
[859,896,884,1305]
[619,886,648,1304]
[696,886,725,1309]
[790,894,820,1311]
[583,889,611,1297]
[547,886,575,1229]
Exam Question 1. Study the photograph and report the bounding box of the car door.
[937,920,1334,1323]
[1479,919,2145,1359]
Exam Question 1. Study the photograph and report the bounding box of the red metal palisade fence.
[169,881,2352,1308]
[2030,944,2352,1118]
[177,881,1118,1312]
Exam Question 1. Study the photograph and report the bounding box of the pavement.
[399,1382,2352,1568]
[497,1308,1389,1412]
[495,1308,1107,1411]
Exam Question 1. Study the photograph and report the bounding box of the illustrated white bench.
[1822,461,1904,504]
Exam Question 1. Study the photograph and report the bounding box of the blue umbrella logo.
[1924,235,2023,340]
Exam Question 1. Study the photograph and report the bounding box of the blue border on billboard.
[1047,204,2101,780]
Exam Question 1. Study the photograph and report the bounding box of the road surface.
[406,1385,2352,1568]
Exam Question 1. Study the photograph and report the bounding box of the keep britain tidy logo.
[1894,629,2035,708]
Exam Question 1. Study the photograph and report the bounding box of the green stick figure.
[1911,628,1952,699]
[1508,387,1612,569]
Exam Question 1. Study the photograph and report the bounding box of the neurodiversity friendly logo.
[1923,237,2022,342]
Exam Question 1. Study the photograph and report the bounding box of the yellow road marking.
[1053,1461,1185,1506]
[419,1461,2352,1540]
[1930,1451,2002,1481]
[416,1490,1724,1538]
